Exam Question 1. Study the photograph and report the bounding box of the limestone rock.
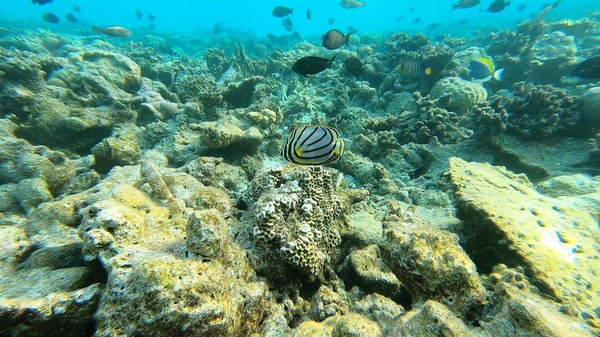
[341,211,383,247]
[480,264,597,336]
[287,313,381,337]
[92,131,141,172]
[13,178,53,213]
[536,174,600,197]
[448,157,600,326]
[339,245,404,299]
[380,224,486,320]
[429,77,487,114]
[76,166,267,337]
[390,300,478,337]
[186,208,228,259]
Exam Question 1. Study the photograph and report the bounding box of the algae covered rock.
[380,224,486,320]
[479,264,597,336]
[53,49,141,103]
[339,244,405,299]
[390,300,477,337]
[429,77,487,114]
[92,131,141,172]
[448,157,600,327]
[76,165,268,337]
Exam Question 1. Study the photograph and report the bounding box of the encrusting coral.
[251,165,345,278]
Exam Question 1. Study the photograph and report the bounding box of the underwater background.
[1,0,600,337]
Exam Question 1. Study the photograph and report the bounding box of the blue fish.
[469,56,504,82]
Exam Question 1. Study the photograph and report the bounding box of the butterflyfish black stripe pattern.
[281,126,345,165]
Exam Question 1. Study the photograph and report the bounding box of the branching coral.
[505,82,582,138]
[468,96,509,139]
[396,92,473,145]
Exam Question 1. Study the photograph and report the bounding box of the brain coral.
[429,77,487,114]
[251,166,344,277]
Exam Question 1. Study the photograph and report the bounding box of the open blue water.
[2,0,597,38]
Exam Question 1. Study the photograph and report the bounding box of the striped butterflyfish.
[282,126,345,165]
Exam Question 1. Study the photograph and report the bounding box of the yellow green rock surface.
[448,157,600,323]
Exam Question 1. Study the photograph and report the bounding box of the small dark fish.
[148,14,156,21]
[322,29,352,50]
[42,12,60,23]
[272,6,293,17]
[135,9,143,20]
[409,156,434,179]
[65,13,79,23]
[452,0,481,10]
[395,16,405,21]
[344,56,364,77]
[32,0,53,5]
[487,0,510,13]
[92,25,132,37]
[282,126,345,165]
[347,25,358,34]
[400,61,432,78]
[283,17,293,32]
[149,23,155,30]
[573,56,600,79]
[427,23,439,29]
[458,18,469,24]
[291,31,302,41]
[328,17,336,24]
[306,8,312,20]
[292,55,336,77]
[517,3,527,11]
[413,17,422,24]
[72,5,82,12]
[410,6,415,13]
[213,22,224,35]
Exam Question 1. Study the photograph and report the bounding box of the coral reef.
[505,81,582,138]
[2,14,600,337]
[429,77,488,114]
[467,95,509,139]
[251,166,345,277]
[395,92,473,144]
[528,31,578,83]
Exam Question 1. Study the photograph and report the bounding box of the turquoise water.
[3,0,596,36]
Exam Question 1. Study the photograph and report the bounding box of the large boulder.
[448,157,600,327]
